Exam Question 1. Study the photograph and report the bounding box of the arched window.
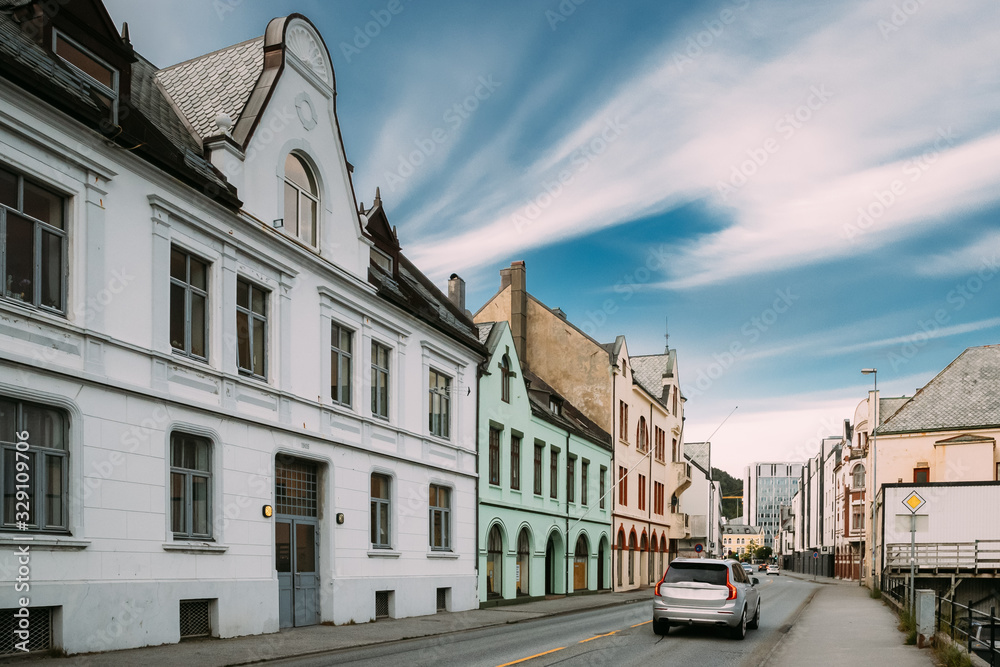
[616,529,625,587]
[852,464,866,489]
[636,417,648,452]
[487,525,503,598]
[283,153,319,246]
[517,529,530,596]
[628,532,637,585]
[500,355,512,403]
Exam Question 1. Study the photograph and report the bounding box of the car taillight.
[655,570,667,596]
[726,569,738,600]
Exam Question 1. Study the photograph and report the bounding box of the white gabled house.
[0,0,483,654]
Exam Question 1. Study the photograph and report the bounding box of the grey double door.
[276,459,321,628]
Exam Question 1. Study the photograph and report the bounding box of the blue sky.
[106,0,1000,478]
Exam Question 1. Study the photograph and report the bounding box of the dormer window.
[549,397,562,416]
[371,247,393,273]
[283,154,318,246]
[53,30,118,123]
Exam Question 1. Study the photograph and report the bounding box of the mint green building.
[477,321,613,603]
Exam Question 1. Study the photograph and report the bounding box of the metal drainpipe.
[647,401,653,581]
[565,431,571,597]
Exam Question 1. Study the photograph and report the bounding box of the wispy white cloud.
[402,0,1000,287]
[915,230,1000,278]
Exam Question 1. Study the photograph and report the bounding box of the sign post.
[812,550,819,581]
[902,491,926,614]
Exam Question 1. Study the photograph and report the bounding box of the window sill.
[368,548,400,558]
[0,535,90,550]
[427,550,458,559]
[163,542,229,555]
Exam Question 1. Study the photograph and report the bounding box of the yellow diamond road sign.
[903,491,926,513]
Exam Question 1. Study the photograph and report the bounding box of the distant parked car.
[653,558,761,640]
[767,564,780,575]
[956,618,1000,662]
[742,563,754,576]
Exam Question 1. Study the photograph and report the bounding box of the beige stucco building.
[474,261,690,591]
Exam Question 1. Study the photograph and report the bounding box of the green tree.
[756,546,773,561]
[712,467,743,519]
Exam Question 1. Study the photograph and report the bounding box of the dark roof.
[476,322,496,346]
[156,36,264,141]
[368,254,484,354]
[879,397,910,425]
[0,6,240,208]
[880,345,1000,434]
[629,351,675,404]
[522,368,612,450]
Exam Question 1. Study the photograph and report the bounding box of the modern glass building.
[743,463,803,549]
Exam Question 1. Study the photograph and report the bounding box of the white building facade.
[0,3,482,654]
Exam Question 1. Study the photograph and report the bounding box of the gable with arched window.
[283,153,319,246]
[636,416,648,453]
[852,463,865,489]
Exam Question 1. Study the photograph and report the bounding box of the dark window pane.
[283,182,298,235]
[378,503,389,545]
[339,356,351,404]
[0,168,16,208]
[189,257,207,291]
[190,293,206,358]
[22,404,64,450]
[170,249,186,281]
[23,180,63,228]
[169,284,186,350]
[192,476,209,535]
[170,472,185,533]
[237,311,250,370]
[0,400,15,442]
[285,154,315,194]
[339,328,351,352]
[55,34,115,89]
[236,281,249,309]
[4,449,33,525]
[5,213,34,303]
[40,230,62,309]
[45,455,63,527]
[195,439,210,472]
[252,317,266,375]
[275,522,291,572]
[370,500,378,544]
[251,285,265,315]
[295,523,316,572]
[331,352,339,399]
[300,197,316,246]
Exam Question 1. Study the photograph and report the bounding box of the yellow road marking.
[496,647,566,667]
[631,620,652,628]
[579,631,616,643]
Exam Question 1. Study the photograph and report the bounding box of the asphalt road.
[263,575,819,667]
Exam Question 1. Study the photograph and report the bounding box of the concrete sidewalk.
[3,590,652,667]
[766,571,937,666]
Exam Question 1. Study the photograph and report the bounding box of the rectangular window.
[170,433,212,539]
[567,456,576,504]
[599,466,606,509]
[510,435,521,490]
[0,167,66,313]
[236,278,267,379]
[654,427,665,461]
[619,401,628,442]
[618,466,627,506]
[581,460,589,506]
[913,467,929,483]
[1,400,68,532]
[53,30,118,122]
[370,473,391,549]
[170,247,208,361]
[371,342,390,419]
[638,474,646,511]
[428,369,451,439]
[550,450,559,499]
[429,484,450,551]
[331,323,353,406]
[671,438,678,462]
[488,427,501,486]
[533,443,543,495]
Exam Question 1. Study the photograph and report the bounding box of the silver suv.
[653,558,761,639]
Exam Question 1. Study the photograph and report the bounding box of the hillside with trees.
[712,467,743,520]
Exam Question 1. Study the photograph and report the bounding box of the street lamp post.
[861,368,877,590]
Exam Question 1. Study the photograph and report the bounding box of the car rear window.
[661,562,728,585]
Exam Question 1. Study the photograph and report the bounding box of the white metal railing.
[884,541,1000,571]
